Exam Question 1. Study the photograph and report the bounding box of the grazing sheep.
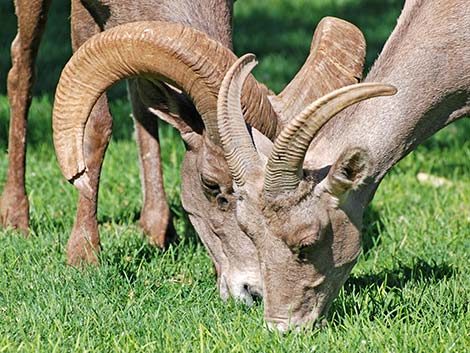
[216,0,469,329]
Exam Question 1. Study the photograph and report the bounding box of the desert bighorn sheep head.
[53,21,277,304]
[217,54,396,329]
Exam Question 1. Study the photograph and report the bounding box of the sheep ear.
[326,147,371,197]
[133,79,204,150]
[153,109,202,150]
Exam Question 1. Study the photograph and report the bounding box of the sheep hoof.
[0,189,29,235]
[66,226,100,267]
[139,209,178,249]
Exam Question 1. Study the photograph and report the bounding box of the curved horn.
[53,21,280,190]
[276,17,366,122]
[264,83,397,195]
[217,53,262,188]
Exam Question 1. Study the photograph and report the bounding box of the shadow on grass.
[97,201,198,243]
[100,235,164,283]
[328,259,458,323]
[98,203,200,283]
[345,259,457,292]
[352,208,456,288]
[361,206,384,256]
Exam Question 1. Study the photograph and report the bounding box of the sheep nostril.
[243,283,263,302]
[216,195,229,210]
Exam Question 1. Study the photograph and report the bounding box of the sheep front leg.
[128,79,177,248]
[66,95,112,266]
[0,0,51,233]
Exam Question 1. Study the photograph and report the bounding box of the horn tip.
[70,171,93,199]
[383,84,398,96]
[239,53,258,66]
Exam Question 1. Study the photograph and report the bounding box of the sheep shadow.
[345,259,456,292]
[328,260,458,323]
[97,202,200,283]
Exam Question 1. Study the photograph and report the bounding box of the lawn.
[1,0,469,352]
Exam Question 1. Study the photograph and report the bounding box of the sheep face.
[179,135,263,304]
[235,149,368,330]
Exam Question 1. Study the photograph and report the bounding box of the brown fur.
[1,0,52,233]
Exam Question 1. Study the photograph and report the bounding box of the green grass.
[1,0,470,351]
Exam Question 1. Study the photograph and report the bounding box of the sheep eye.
[200,174,220,195]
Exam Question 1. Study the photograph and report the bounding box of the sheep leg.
[66,94,112,266]
[66,0,112,266]
[128,79,177,248]
[0,0,51,233]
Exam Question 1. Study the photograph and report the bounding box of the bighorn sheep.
[5,1,367,303]
[215,0,468,329]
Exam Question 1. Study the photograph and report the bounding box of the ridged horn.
[217,54,262,188]
[276,17,366,122]
[52,21,280,189]
[264,83,397,195]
